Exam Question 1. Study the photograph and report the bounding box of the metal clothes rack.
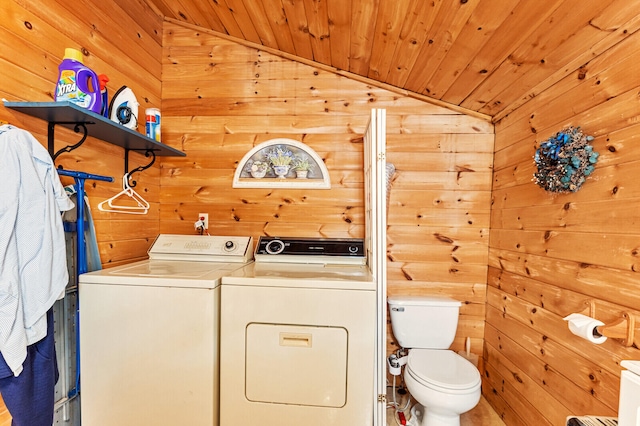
[57,169,112,402]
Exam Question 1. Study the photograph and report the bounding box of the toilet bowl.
[404,349,481,426]
[387,296,482,426]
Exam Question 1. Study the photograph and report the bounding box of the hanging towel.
[63,186,103,272]
[0,124,74,376]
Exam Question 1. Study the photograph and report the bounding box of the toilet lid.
[407,349,481,391]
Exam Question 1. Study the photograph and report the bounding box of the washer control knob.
[349,245,360,254]
[224,240,236,251]
[265,239,285,255]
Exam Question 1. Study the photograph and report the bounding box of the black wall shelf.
[4,101,185,158]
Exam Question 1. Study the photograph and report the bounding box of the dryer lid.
[407,349,481,391]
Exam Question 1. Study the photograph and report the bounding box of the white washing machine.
[220,237,376,425]
[78,234,253,426]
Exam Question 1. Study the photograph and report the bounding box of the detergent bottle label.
[57,69,91,108]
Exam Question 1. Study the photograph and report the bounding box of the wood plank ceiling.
[145,0,640,122]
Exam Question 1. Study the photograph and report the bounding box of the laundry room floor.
[386,396,505,426]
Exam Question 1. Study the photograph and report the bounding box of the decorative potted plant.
[266,145,294,178]
[249,160,268,178]
[292,156,313,178]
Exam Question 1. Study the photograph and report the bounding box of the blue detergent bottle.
[55,48,102,114]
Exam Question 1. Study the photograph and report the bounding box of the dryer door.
[245,323,348,407]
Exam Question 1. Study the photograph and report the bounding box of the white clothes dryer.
[78,234,253,426]
[220,237,376,426]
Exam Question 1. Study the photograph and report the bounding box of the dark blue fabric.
[0,308,58,426]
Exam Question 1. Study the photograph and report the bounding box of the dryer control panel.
[255,237,366,265]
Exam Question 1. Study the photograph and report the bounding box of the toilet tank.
[388,296,461,349]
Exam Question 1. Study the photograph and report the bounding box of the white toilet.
[388,296,482,426]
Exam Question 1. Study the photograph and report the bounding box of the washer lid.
[407,349,481,391]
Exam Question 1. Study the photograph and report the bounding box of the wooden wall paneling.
[487,268,638,382]
[490,228,640,272]
[393,171,493,191]
[488,4,640,420]
[483,340,560,426]
[388,262,487,285]
[163,17,493,120]
[389,208,490,228]
[480,373,528,426]
[387,240,488,265]
[387,133,495,153]
[386,280,487,304]
[395,185,491,215]
[97,237,155,266]
[387,225,489,247]
[490,247,640,326]
[485,295,618,416]
[497,79,640,158]
[388,152,493,171]
[492,197,640,236]
[495,26,640,145]
[161,95,458,117]
[161,20,494,368]
[160,186,363,208]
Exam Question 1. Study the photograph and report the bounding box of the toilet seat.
[407,349,481,392]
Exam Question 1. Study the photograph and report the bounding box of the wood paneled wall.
[488,18,640,426]
[160,21,494,359]
[0,0,165,268]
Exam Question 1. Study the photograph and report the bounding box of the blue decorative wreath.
[533,126,599,193]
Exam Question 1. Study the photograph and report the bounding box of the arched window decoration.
[233,138,331,189]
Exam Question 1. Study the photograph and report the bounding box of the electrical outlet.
[198,213,209,230]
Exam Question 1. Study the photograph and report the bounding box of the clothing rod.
[56,169,113,183]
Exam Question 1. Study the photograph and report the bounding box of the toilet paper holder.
[577,300,637,347]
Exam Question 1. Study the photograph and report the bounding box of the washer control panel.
[255,237,366,265]
[148,234,253,262]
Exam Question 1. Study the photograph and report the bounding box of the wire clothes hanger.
[98,149,156,215]
[98,172,149,214]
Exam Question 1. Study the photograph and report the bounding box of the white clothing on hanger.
[0,125,74,376]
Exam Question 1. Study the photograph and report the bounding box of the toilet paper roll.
[563,313,607,344]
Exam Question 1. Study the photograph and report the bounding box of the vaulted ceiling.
[145,0,640,122]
